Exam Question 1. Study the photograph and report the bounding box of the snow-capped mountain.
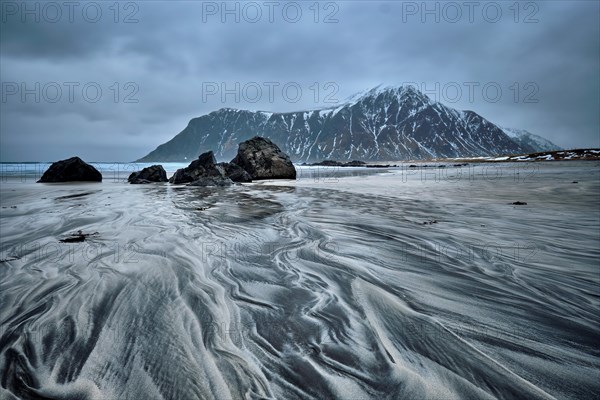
[501,127,562,152]
[138,85,533,162]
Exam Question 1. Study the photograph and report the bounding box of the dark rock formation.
[128,165,168,184]
[345,160,367,166]
[312,160,344,166]
[168,139,296,184]
[197,151,217,167]
[169,169,194,184]
[37,157,102,183]
[231,136,296,180]
[168,150,250,186]
[313,160,367,167]
[169,151,223,184]
[59,230,99,243]
[219,162,252,183]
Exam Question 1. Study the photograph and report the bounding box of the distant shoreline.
[301,148,600,166]
[1,148,599,165]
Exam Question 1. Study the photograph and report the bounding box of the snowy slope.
[138,86,531,162]
[501,127,562,152]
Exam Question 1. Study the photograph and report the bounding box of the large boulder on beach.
[169,169,193,184]
[37,157,102,183]
[128,165,168,184]
[231,136,296,180]
[197,151,217,167]
[169,151,224,184]
[219,162,252,183]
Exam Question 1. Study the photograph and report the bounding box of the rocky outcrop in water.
[231,136,296,180]
[128,165,168,184]
[169,151,243,186]
[304,160,394,167]
[169,151,223,184]
[219,162,252,183]
[37,157,102,183]
[169,138,296,185]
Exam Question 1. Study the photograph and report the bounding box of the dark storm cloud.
[1,0,598,161]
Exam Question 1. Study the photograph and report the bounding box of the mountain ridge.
[500,127,562,152]
[137,85,550,162]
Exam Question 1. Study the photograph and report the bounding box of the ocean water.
[0,161,599,399]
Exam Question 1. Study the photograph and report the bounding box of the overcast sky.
[1,1,598,161]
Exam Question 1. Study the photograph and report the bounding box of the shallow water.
[1,162,599,399]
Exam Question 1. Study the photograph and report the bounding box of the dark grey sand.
[1,162,598,399]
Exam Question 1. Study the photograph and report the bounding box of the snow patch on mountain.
[501,127,562,152]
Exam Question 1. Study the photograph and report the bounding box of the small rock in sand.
[59,230,99,243]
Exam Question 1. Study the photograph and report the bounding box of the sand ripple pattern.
[1,163,599,399]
